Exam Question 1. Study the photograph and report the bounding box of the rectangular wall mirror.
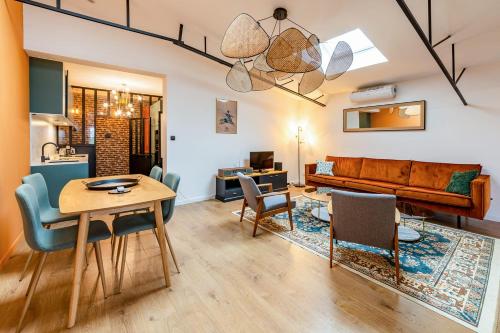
[343,100,425,132]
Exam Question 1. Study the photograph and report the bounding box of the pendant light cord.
[270,19,278,38]
[286,18,314,36]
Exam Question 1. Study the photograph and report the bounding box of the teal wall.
[31,163,88,208]
[29,57,63,115]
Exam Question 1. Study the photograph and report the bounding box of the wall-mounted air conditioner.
[350,85,396,103]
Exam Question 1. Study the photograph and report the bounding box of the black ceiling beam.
[18,0,326,107]
[395,0,467,105]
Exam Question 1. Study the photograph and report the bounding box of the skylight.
[320,28,387,73]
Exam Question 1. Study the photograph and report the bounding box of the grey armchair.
[237,173,296,237]
[329,189,400,284]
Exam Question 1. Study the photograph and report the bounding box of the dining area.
[13,167,180,332]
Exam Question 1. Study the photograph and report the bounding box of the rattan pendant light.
[220,8,353,96]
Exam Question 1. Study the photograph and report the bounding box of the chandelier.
[102,84,140,117]
[221,8,353,95]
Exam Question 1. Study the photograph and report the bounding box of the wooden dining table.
[59,174,176,328]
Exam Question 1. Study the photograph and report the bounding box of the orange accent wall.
[0,0,29,266]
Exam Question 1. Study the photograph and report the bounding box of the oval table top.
[302,187,332,202]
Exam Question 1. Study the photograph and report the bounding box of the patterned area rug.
[233,196,500,332]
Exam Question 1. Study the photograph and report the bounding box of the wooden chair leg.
[17,252,48,333]
[253,200,263,237]
[329,214,334,268]
[94,242,108,298]
[118,235,129,292]
[252,213,260,237]
[19,250,35,282]
[164,227,180,273]
[394,226,400,285]
[115,236,123,267]
[287,207,294,231]
[286,193,293,231]
[153,228,160,244]
[25,253,42,297]
[110,234,116,262]
[240,199,247,222]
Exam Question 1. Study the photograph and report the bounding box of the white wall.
[23,5,302,204]
[30,117,57,164]
[300,61,500,221]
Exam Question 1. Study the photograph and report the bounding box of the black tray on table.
[83,176,141,191]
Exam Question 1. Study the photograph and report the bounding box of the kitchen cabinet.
[29,57,63,115]
[31,162,88,208]
[215,170,288,202]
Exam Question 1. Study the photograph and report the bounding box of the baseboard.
[0,232,23,269]
[176,194,215,206]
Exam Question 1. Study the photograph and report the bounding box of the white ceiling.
[38,0,500,96]
[64,62,163,95]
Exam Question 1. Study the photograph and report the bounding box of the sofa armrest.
[470,175,491,219]
[305,164,317,177]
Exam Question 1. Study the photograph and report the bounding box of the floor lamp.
[296,126,305,187]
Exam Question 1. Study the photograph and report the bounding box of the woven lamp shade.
[325,41,353,81]
[298,34,324,94]
[272,71,294,80]
[266,28,321,73]
[253,53,274,72]
[249,67,275,91]
[221,14,270,58]
[226,60,252,92]
[299,67,324,95]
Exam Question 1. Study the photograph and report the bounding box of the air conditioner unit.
[350,85,396,103]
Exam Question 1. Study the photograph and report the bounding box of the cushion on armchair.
[263,195,296,212]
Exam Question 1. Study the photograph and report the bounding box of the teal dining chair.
[112,173,180,292]
[19,173,80,281]
[110,165,163,262]
[15,184,112,332]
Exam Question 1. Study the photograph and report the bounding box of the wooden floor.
[0,187,499,333]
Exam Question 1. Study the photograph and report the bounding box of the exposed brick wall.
[96,117,129,177]
[70,87,83,144]
[65,88,160,177]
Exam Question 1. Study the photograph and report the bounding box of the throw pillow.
[445,170,479,196]
[316,161,334,176]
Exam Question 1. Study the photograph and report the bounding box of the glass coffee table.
[302,187,333,222]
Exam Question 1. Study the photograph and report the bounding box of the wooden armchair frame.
[240,183,294,237]
[327,201,400,284]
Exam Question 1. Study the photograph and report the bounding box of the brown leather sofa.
[305,156,491,223]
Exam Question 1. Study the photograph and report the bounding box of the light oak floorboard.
[0,187,498,332]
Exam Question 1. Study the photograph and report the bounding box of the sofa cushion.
[397,186,472,208]
[409,161,482,191]
[344,179,404,195]
[445,170,480,196]
[325,156,363,178]
[307,174,346,187]
[315,160,334,176]
[359,158,412,185]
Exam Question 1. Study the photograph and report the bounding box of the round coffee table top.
[302,186,333,202]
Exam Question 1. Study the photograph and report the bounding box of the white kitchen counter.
[31,154,88,167]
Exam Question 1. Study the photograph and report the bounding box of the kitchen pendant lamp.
[220,8,353,96]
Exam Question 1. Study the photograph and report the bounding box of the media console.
[215,170,288,202]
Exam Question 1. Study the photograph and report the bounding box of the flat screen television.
[250,151,274,172]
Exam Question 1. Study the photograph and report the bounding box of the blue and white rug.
[233,196,500,332]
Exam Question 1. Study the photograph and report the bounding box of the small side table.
[398,202,434,242]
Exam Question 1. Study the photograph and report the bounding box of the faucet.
[41,142,58,162]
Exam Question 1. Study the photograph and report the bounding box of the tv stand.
[216,170,288,202]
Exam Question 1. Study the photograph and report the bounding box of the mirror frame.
[343,100,426,132]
